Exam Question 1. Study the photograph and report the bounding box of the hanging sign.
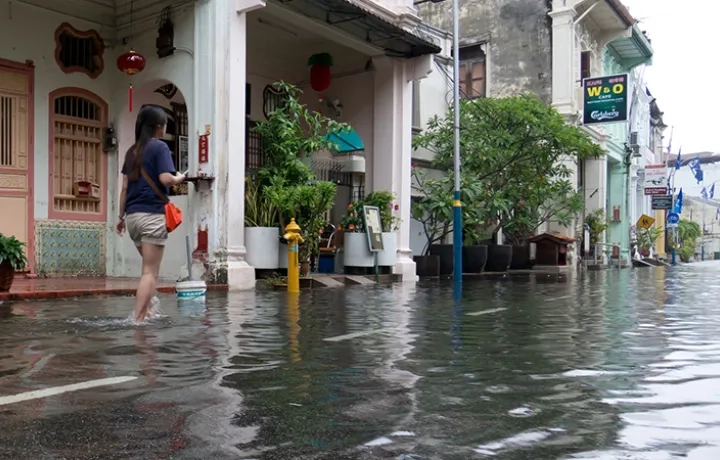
[651,195,673,210]
[644,165,668,195]
[583,74,628,125]
[198,134,209,163]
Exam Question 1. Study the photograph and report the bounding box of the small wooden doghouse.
[527,232,576,266]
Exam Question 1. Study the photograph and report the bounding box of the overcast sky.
[622,0,717,155]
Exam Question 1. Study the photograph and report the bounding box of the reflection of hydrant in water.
[282,218,304,293]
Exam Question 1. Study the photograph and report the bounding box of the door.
[0,63,32,268]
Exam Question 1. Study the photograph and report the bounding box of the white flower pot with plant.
[244,179,280,270]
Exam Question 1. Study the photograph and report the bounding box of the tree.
[252,81,348,227]
[676,219,701,262]
[252,82,346,265]
[412,94,604,245]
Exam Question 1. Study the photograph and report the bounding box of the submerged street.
[1,264,720,459]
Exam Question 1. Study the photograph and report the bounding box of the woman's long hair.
[123,105,168,181]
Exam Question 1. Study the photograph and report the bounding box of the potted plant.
[410,166,483,276]
[584,209,609,258]
[244,175,280,270]
[0,234,28,292]
[461,226,489,274]
[340,199,375,271]
[362,191,400,269]
[637,226,663,257]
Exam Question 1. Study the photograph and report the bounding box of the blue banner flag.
[674,188,684,214]
[702,187,708,200]
[689,157,704,184]
[675,148,682,170]
[711,183,715,199]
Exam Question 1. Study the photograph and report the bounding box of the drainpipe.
[624,146,632,264]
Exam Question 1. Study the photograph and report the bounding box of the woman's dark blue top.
[122,139,176,214]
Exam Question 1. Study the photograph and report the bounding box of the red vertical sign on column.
[198,134,209,163]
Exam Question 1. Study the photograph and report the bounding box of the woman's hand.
[116,218,126,236]
[174,172,186,185]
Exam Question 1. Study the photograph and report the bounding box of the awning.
[325,128,365,153]
[607,23,653,68]
[271,0,441,58]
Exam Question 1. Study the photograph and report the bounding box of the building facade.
[418,0,656,265]
[418,0,552,103]
[683,196,720,260]
[0,0,447,288]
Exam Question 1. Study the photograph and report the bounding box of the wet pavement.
[1,263,720,459]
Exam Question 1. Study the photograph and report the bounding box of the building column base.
[394,249,418,282]
[227,259,256,291]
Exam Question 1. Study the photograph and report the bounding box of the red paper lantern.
[308,53,333,94]
[117,49,146,75]
[117,49,146,112]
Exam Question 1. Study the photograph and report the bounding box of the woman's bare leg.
[134,243,164,322]
[133,244,157,315]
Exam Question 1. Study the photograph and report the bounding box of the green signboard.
[582,74,628,125]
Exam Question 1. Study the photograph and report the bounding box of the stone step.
[344,275,376,285]
[312,274,345,288]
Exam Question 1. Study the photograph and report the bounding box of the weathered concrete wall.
[418,0,553,103]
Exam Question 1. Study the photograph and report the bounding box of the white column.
[372,56,417,281]
[209,0,265,290]
[548,3,578,262]
[584,158,607,213]
[549,5,576,117]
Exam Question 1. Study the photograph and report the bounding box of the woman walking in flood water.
[116,105,186,322]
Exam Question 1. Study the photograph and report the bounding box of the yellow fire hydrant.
[283,218,304,293]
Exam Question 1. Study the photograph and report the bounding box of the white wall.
[412,56,450,163]
[0,0,118,220]
[112,80,191,279]
[0,0,195,278]
[108,8,195,280]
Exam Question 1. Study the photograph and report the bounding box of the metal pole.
[702,206,706,261]
[671,171,676,265]
[451,0,462,284]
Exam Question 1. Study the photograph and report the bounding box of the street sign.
[667,212,680,228]
[636,214,655,230]
[644,165,669,195]
[651,195,673,210]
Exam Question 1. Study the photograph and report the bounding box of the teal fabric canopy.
[325,128,365,153]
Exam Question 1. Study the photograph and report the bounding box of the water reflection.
[1,265,720,458]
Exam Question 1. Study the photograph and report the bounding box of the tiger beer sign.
[582,74,628,126]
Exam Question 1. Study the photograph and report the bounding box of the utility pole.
[451,0,462,285]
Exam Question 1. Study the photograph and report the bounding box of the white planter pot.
[278,243,288,269]
[244,227,279,270]
[343,232,374,267]
[377,232,397,267]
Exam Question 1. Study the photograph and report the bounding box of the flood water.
[1,263,720,459]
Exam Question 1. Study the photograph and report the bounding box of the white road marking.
[0,376,138,407]
[466,308,508,316]
[323,327,395,342]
